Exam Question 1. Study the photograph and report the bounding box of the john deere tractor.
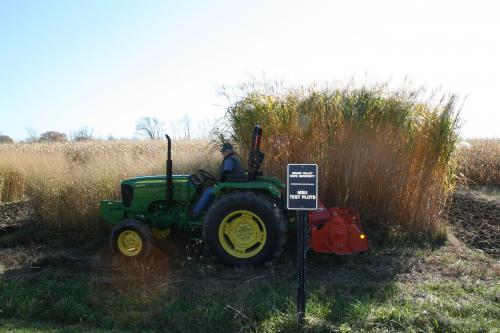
[100,125,369,266]
[100,126,288,266]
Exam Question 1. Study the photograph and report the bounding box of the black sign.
[287,164,318,210]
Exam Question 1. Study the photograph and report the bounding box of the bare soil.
[446,186,500,258]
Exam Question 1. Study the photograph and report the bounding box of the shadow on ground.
[0,230,429,332]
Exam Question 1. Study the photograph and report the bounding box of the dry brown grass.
[457,138,500,186]
[0,140,217,234]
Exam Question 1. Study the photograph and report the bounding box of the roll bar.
[248,125,265,180]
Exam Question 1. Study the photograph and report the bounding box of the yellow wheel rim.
[117,230,143,256]
[218,210,267,259]
[152,227,171,239]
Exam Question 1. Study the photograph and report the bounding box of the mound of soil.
[447,186,500,257]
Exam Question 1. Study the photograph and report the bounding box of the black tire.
[110,219,154,259]
[203,192,287,266]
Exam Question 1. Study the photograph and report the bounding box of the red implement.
[308,201,369,254]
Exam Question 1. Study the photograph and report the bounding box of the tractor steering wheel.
[198,169,218,183]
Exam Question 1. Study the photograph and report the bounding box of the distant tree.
[179,114,192,139]
[0,135,14,144]
[167,121,180,139]
[38,131,68,143]
[196,118,219,139]
[26,127,39,143]
[135,117,165,140]
[71,126,94,142]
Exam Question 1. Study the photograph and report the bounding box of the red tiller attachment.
[308,201,369,254]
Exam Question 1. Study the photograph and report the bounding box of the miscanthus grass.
[220,81,461,240]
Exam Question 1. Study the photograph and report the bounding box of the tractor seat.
[226,173,249,182]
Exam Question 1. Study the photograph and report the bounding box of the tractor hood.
[121,175,190,188]
[119,174,197,211]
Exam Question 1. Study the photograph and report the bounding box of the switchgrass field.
[458,138,500,186]
[0,140,218,235]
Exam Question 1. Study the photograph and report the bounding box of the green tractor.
[100,126,288,266]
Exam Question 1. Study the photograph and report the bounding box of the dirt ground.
[447,186,500,258]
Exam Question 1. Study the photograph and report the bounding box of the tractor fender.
[212,182,282,198]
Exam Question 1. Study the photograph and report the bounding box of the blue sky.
[1,0,499,140]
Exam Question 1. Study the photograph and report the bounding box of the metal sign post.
[287,164,318,329]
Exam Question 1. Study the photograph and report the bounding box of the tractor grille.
[121,184,133,207]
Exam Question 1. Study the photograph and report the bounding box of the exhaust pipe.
[165,134,173,203]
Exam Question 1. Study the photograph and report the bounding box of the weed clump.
[0,168,26,203]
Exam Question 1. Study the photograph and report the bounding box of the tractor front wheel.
[203,192,287,266]
[110,219,154,259]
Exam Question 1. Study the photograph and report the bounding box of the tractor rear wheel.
[203,192,287,266]
[110,219,154,259]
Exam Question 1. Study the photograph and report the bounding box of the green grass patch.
[1,267,497,333]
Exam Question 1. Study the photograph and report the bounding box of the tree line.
[0,115,220,144]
